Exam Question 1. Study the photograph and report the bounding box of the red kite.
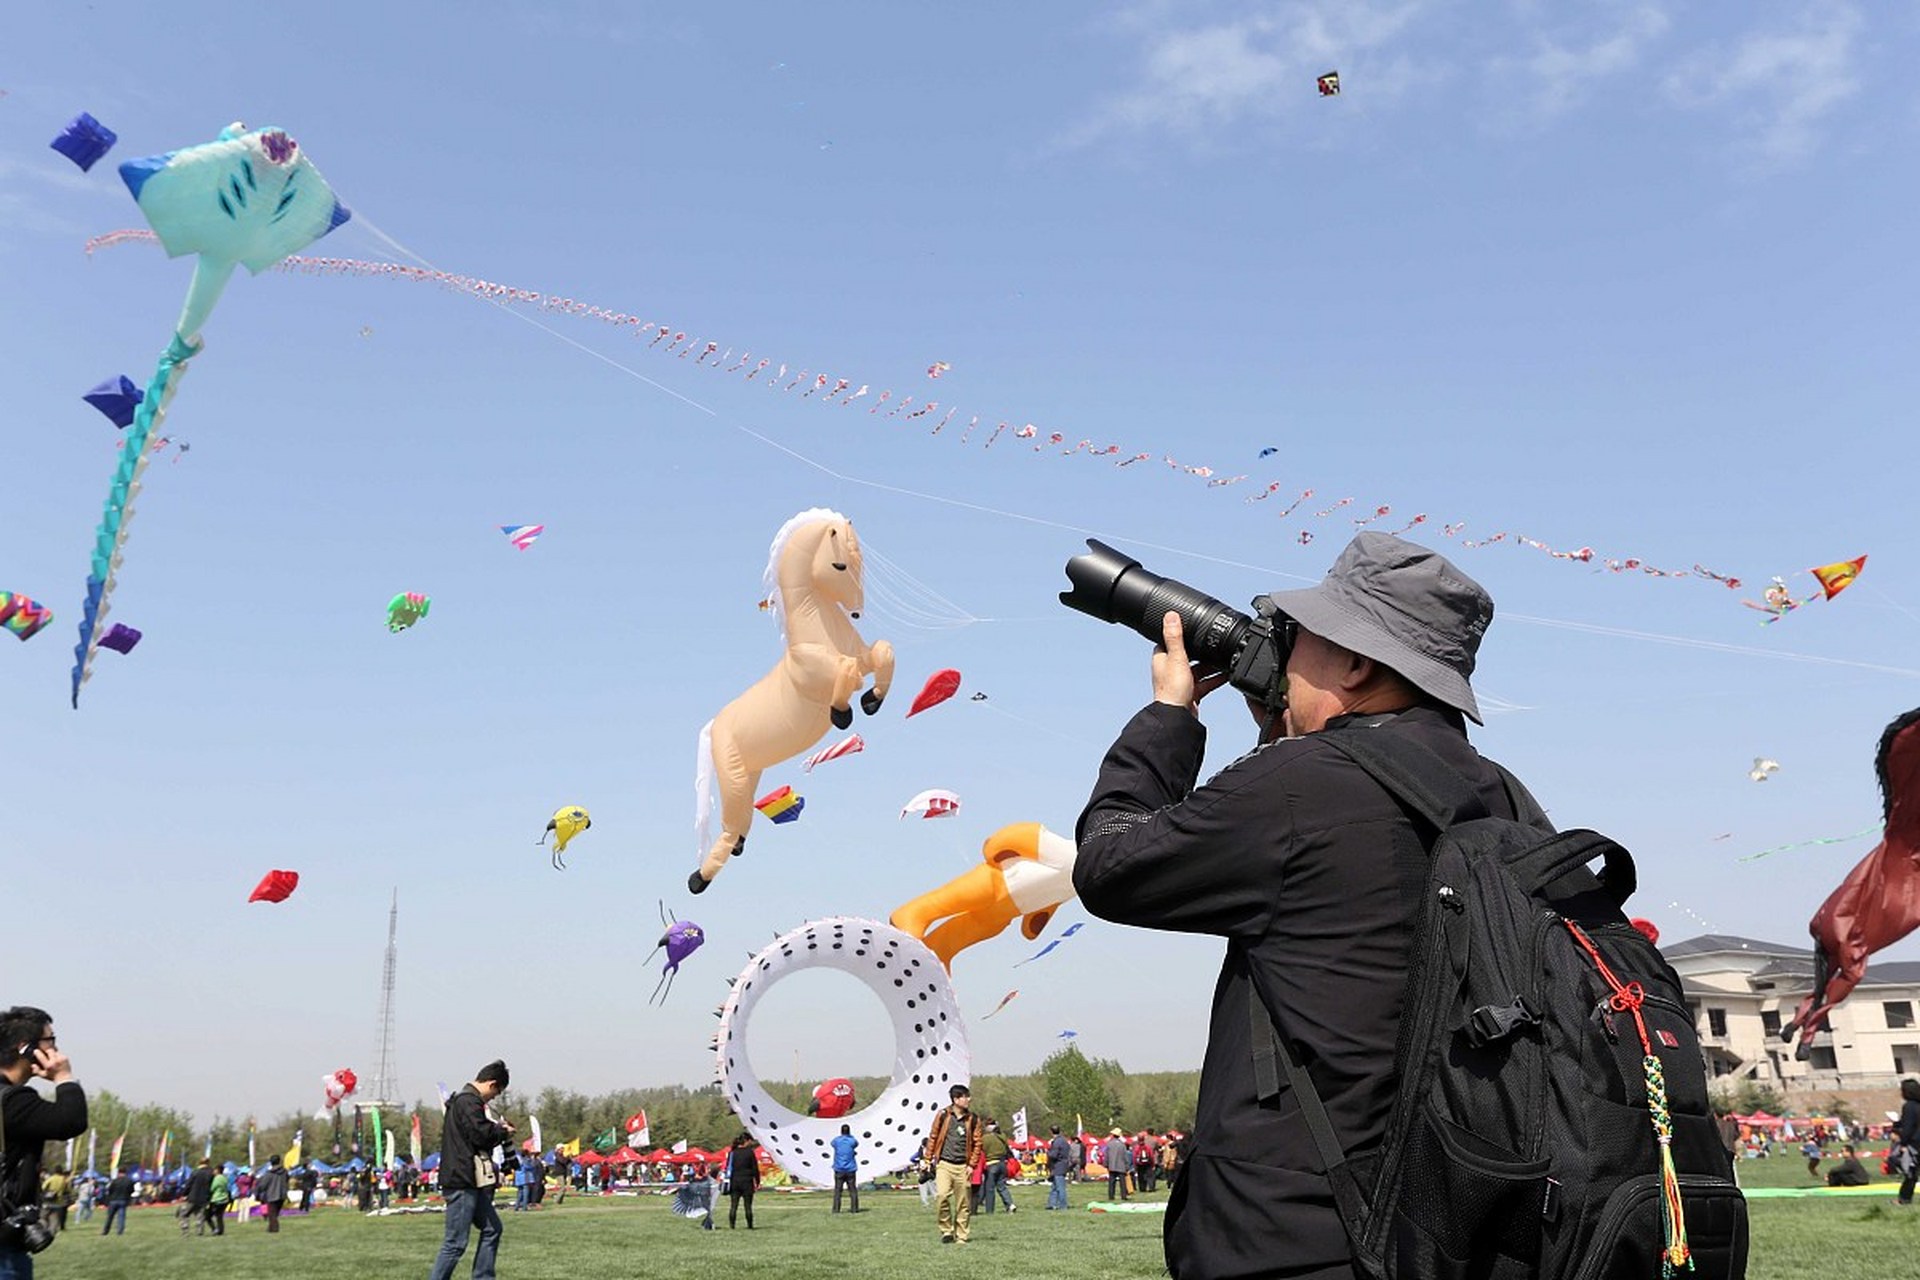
[248,869,300,903]
[907,669,962,717]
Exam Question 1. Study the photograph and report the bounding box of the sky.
[4,1,1919,1128]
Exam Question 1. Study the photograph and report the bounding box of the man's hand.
[31,1045,72,1085]
[1153,612,1229,715]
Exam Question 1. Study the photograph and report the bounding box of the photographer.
[1072,533,1530,1280]
[0,1007,88,1276]
[428,1060,513,1280]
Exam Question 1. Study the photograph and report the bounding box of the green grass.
[37,1168,1917,1279]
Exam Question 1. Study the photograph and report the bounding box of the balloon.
[249,870,299,903]
[690,510,894,895]
[538,806,591,869]
[906,669,962,717]
[891,822,1078,969]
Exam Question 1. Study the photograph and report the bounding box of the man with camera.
[1069,532,1527,1280]
[0,1007,88,1276]
[428,1060,513,1280]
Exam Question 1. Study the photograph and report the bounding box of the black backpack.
[1251,729,1748,1280]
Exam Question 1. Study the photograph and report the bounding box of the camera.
[1060,539,1293,711]
[3,1204,53,1254]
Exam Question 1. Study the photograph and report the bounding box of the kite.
[981,990,1018,1020]
[1744,556,1866,623]
[690,510,893,895]
[538,805,591,869]
[1739,824,1881,863]
[1258,447,1279,458]
[901,788,961,820]
[806,1079,856,1119]
[645,901,705,1004]
[969,691,988,702]
[386,592,430,632]
[1750,758,1780,783]
[97,623,142,655]
[69,122,348,708]
[0,593,54,641]
[1316,71,1341,97]
[801,734,864,772]
[893,822,1080,969]
[50,113,117,171]
[1057,1030,1078,1040]
[753,785,805,824]
[500,524,544,551]
[927,361,951,379]
[671,1175,715,1227]
[318,1068,358,1118]
[1015,921,1085,966]
[83,376,143,428]
[248,869,300,903]
[1784,707,1920,1050]
[907,668,962,717]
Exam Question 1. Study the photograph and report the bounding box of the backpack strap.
[1315,723,1490,833]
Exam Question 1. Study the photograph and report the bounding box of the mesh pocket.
[1387,1109,1550,1280]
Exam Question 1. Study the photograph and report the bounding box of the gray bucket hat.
[1261,532,1494,724]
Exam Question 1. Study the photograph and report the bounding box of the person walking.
[255,1155,290,1233]
[1046,1125,1071,1210]
[183,1159,214,1236]
[1895,1076,1920,1206]
[427,1060,514,1280]
[724,1133,760,1229]
[830,1124,860,1213]
[207,1166,230,1236]
[38,1168,70,1235]
[100,1169,133,1236]
[921,1084,983,1245]
[1102,1128,1133,1201]
[73,1173,93,1224]
[979,1119,1015,1214]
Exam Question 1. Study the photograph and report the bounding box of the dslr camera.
[2,1203,53,1255]
[1060,539,1294,711]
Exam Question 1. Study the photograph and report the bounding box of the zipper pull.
[1436,885,1466,914]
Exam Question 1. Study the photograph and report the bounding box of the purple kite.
[50,113,117,171]
[97,623,142,655]
[83,376,143,429]
[646,901,705,1004]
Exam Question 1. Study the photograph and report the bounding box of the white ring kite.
[714,916,969,1188]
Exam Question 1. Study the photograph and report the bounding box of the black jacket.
[1,1081,87,1246]
[185,1166,214,1208]
[255,1164,290,1204]
[438,1086,510,1192]
[1076,703,1524,1280]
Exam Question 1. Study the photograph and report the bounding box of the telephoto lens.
[1058,538,1253,672]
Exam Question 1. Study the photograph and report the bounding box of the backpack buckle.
[1468,995,1541,1046]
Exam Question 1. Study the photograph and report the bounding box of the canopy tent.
[1736,1111,1787,1130]
[668,1148,710,1165]
[420,1154,440,1171]
[644,1148,672,1162]
[607,1146,643,1164]
[574,1151,606,1165]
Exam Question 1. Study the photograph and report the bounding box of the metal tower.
[367,888,399,1107]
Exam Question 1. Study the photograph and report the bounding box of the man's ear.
[1338,650,1376,693]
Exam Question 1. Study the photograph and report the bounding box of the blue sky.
[5,1,1918,1126]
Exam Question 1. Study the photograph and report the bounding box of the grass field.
[37,1162,1915,1279]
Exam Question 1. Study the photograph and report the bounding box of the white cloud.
[1663,3,1863,166]
[1506,4,1671,121]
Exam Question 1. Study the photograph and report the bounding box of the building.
[1664,934,1920,1093]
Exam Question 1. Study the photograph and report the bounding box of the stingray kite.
[70,122,348,707]
[1784,707,1920,1051]
[501,524,544,551]
[907,669,962,717]
[249,869,300,903]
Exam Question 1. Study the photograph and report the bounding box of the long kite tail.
[71,332,199,707]
[694,719,717,855]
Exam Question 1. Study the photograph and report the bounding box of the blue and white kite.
[1014,921,1085,967]
[501,524,545,551]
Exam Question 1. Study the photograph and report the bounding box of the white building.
[1664,934,1920,1092]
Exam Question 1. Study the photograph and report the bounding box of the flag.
[248,1120,256,1169]
[1012,1108,1029,1145]
[593,1127,618,1153]
[370,1107,384,1169]
[1075,1113,1084,1139]
[625,1109,650,1147]
[410,1114,423,1168]
[1811,555,1867,600]
[155,1129,169,1172]
[286,1127,303,1168]
[559,1138,580,1158]
[108,1132,124,1176]
[671,1139,688,1155]
[530,1116,543,1156]
[66,1138,75,1172]
[87,1131,96,1174]
[204,1133,213,1160]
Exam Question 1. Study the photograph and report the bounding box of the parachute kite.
[802,734,864,772]
[386,592,430,632]
[893,822,1080,969]
[901,789,961,820]
[1015,921,1086,966]
[807,1079,856,1119]
[539,806,591,869]
[97,623,142,655]
[906,668,962,717]
[248,869,300,903]
[50,112,117,171]
[645,902,705,1004]
[70,122,348,707]
[1750,758,1781,783]
[83,376,143,428]
[1785,706,1920,1050]
[0,593,54,641]
[318,1068,358,1118]
[689,510,893,895]
[501,524,544,551]
[982,990,1018,1020]
[754,785,805,824]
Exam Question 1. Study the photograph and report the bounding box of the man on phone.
[0,1007,89,1278]
[428,1060,513,1280]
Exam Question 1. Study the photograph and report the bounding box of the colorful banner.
[108,1132,124,1176]
[410,1114,422,1168]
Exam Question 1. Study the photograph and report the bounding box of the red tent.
[575,1151,606,1165]
[1737,1111,1787,1130]
[644,1148,672,1163]
[669,1148,709,1165]
[608,1146,643,1164]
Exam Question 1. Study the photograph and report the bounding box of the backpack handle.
[1513,830,1636,907]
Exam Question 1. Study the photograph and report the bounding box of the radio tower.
[368,888,399,1107]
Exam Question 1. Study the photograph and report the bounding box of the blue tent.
[345,1157,366,1171]
[421,1153,441,1171]
[310,1160,335,1174]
